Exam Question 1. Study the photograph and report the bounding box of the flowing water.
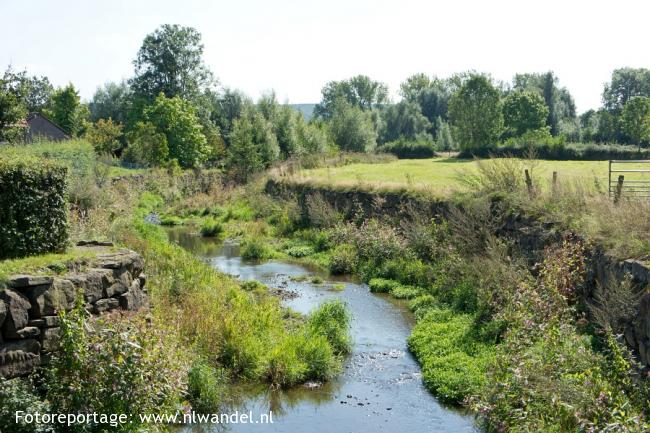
[167,228,479,433]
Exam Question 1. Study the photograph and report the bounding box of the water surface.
[167,228,478,433]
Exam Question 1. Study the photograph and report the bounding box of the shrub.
[188,360,227,413]
[46,305,188,431]
[308,300,352,354]
[408,308,494,404]
[200,218,224,237]
[368,278,400,293]
[85,118,123,154]
[159,215,182,226]
[285,245,314,258]
[241,237,271,260]
[298,333,338,380]
[123,121,169,167]
[378,138,436,159]
[329,244,357,275]
[0,156,68,259]
[390,284,421,299]
[0,377,53,433]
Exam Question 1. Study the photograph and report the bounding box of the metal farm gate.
[609,160,650,202]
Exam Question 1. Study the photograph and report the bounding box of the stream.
[167,228,479,433]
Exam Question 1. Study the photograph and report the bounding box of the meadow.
[292,157,650,194]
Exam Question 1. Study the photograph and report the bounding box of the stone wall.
[0,245,147,378]
[267,178,650,367]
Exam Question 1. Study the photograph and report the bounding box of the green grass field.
[294,158,647,194]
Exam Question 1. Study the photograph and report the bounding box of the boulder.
[67,268,113,303]
[5,326,40,339]
[0,290,31,337]
[40,328,61,352]
[119,280,146,311]
[0,339,41,378]
[8,275,54,289]
[92,298,119,314]
[22,279,76,318]
[0,299,6,329]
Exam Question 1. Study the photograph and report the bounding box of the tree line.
[2,24,650,177]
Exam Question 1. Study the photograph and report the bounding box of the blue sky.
[1,0,649,112]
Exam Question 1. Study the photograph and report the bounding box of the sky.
[1,0,649,113]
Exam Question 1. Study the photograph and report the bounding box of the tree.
[329,99,377,152]
[435,117,456,153]
[85,118,123,154]
[47,84,86,136]
[621,96,650,151]
[314,75,388,119]
[130,24,214,103]
[123,122,169,167]
[2,67,53,112]
[603,68,650,113]
[448,75,503,151]
[0,80,27,142]
[143,94,208,168]
[502,91,549,138]
[89,81,132,124]
[226,115,265,182]
[512,72,576,136]
[380,100,431,143]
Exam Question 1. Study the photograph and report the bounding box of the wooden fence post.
[614,175,624,204]
[552,171,557,193]
[524,169,533,197]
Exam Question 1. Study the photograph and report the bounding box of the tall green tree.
[621,96,650,150]
[512,72,576,136]
[502,91,549,137]
[143,94,208,168]
[314,75,388,119]
[2,67,53,112]
[130,24,214,103]
[0,79,27,142]
[329,99,377,152]
[448,75,503,151]
[89,81,133,124]
[603,68,650,113]
[380,100,431,143]
[47,84,85,135]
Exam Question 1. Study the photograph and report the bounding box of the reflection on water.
[166,227,479,433]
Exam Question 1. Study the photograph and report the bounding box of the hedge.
[0,156,68,259]
[459,142,650,160]
[377,139,436,159]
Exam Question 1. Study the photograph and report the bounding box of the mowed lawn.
[295,158,645,194]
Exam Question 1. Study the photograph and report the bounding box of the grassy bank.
[0,141,352,432]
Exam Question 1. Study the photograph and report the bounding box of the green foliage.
[368,278,400,293]
[285,245,314,257]
[46,84,87,136]
[314,75,388,119]
[130,24,214,102]
[328,243,357,274]
[226,108,279,181]
[143,93,209,168]
[621,96,650,149]
[379,100,432,143]
[603,67,650,112]
[448,74,503,151]
[502,90,549,138]
[390,284,421,299]
[85,118,123,154]
[0,155,68,259]
[329,99,377,152]
[241,237,271,260]
[123,121,170,167]
[199,218,223,237]
[46,305,188,432]
[0,77,28,142]
[435,117,456,152]
[89,80,132,124]
[308,300,352,354]
[2,66,53,113]
[408,308,494,404]
[187,360,226,413]
[378,137,436,159]
[0,377,54,433]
